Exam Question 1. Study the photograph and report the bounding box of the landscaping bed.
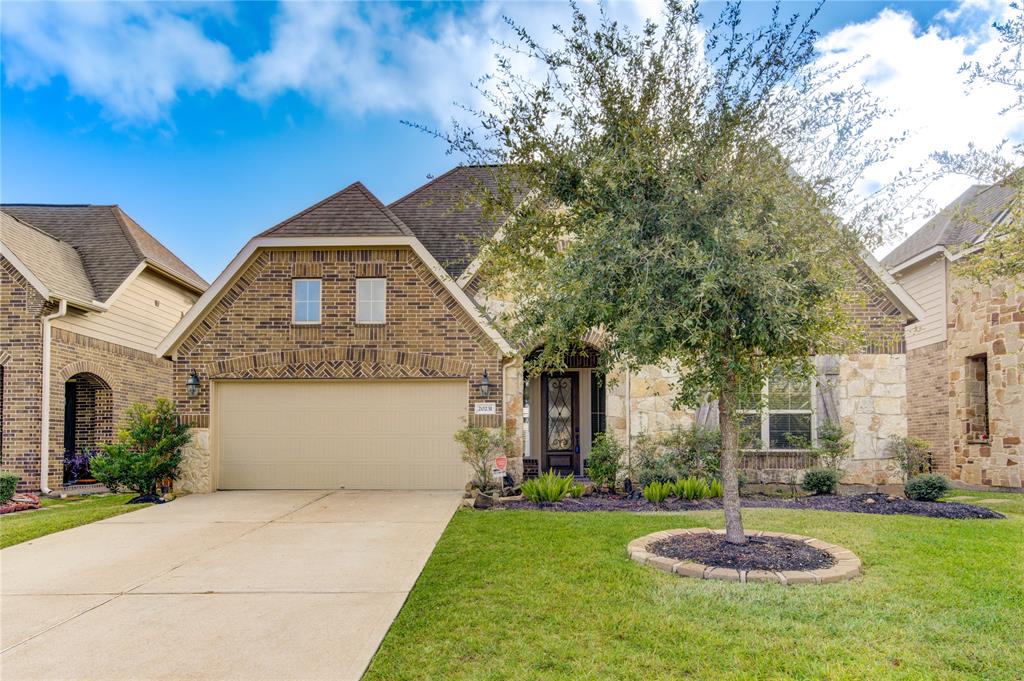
[497,492,1004,519]
[649,532,834,571]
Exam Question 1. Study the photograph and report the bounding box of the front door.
[541,372,579,475]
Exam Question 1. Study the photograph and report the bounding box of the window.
[738,376,815,450]
[356,278,386,324]
[292,279,321,324]
[591,372,606,441]
[965,354,989,442]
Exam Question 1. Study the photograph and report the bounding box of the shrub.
[90,399,191,497]
[675,476,711,500]
[814,423,853,470]
[521,471,577,503]
[708,478,723,498]
[587,433,622,489]
[63,448,99,482]
[455,426,513,490]
[569,482,585,498]
[0,472,19,503]
[661,424,721,479]
[905,473,951,502]
[801,467,842,495]
[643,480,672,504]
[633,435,678,487]
[888,435,933,480]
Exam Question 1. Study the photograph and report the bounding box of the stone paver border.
[627,528,861,585]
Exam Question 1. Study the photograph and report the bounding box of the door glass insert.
[547,377,573,450]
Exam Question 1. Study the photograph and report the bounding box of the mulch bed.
[498,492,1004,519]
[649,533,835,572]
[0,493,41,515]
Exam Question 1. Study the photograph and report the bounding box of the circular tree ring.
[627,528,861,585]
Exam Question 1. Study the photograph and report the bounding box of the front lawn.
[365,492,1023,680]
[0,494,149,549]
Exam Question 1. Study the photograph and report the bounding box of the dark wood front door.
[541,372,579,475]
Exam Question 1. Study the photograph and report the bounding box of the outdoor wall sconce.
[185,369,201,399]
[479,369,491,398]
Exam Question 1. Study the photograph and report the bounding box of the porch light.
[185,369,201,399]
[479,370,491,398]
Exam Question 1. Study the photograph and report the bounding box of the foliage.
[708,478,724,498]
[63,449,99,482]
[521,471,577,503]
[569,482,586,499]
[801,468,842,495]
[905,474,951,502]
[631,434,679,487]
[812,423,853,470]
[586,433,622,489]
[887,435,934,480]
[661,425,721,479]
[90,399,191,497]
[642,480,672,504]
[674,476,711,501]
[455,426,513,490]
[426,0,916,544]
[0,472,19,504]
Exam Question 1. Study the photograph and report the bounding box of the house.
[1,205,207,492]
[884,181,1022,489]
[158,166,924,494]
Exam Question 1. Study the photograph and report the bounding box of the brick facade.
[1,256,177,491]
[171,247,507,492]
[905,341,951,474]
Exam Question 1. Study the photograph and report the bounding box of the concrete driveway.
[1,490,461,681]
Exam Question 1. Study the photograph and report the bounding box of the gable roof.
[1,211,97,306]
[259,182,414,238]
[882,181,1017,269]
[388,165,511,278]
[0,204,207,300]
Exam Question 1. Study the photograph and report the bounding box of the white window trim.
[292,278,322,325]
[738,378,817,451]
[355,277,387,325]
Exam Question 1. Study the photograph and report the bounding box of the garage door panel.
[216,380,468,490]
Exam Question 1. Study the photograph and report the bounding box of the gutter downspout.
[40,299,68,496]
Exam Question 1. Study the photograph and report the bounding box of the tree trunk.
[718,370,747,545]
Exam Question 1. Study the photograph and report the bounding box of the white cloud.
[814,3,1022,255]
[1,2,236,122]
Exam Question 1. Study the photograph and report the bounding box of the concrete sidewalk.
[1,490,461,681]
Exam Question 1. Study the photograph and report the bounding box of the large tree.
[428,0,919,543]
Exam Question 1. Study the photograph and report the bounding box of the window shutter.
[814,355,840,425]
[696,399,719,429]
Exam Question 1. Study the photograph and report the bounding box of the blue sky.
[2,1,1019,280]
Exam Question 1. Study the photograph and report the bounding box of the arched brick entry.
[62,372,113,484]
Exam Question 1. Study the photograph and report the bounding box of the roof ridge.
[388,166,468,209]
[257,181,364,237]
[351,181,414,236]
[1,203,96,208]
[109,205,146,261]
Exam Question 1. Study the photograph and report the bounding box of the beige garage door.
[215,380,468,490]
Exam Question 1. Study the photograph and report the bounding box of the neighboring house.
[884,181,1022,489]
[159,166,924,494]
[0,205,207,492]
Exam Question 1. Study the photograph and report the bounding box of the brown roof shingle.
[259,182,413,238]
[1,211,96,304]
[0,204,206,300]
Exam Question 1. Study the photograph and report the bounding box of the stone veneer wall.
[905,341,952,475]
[947,275,1022,488]
[172,247,507,493]
[836,354,907,485]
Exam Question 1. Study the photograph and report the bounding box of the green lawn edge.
[0,494,150,549]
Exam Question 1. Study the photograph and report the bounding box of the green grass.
[366,491,1024,681]
[0,494,149,549]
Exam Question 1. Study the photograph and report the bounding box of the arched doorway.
[63,372,113,484]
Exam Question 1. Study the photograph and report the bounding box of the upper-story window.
[292,279,321,324]
[356,278,386,324]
